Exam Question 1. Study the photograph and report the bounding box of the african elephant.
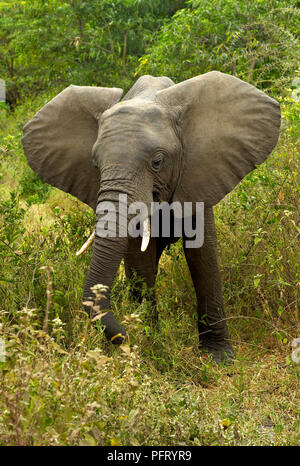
[22,72,280,362]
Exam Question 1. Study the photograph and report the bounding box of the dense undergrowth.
[0,87,299,445]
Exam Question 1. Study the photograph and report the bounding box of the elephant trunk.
[83,197,129,344]
[83,180,152,344]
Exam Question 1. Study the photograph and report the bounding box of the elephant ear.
[22,85,123,210]
[156,71,280,207]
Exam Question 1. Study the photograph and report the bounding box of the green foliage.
[0,0,186,105]
[137,0,300,96]
[19,166,51,205]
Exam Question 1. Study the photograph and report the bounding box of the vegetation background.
[0,0,299,446]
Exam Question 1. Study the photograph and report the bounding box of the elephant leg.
[124,237,163,322]
[183,207,234,363]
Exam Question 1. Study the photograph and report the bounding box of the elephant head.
[22,72,280,343]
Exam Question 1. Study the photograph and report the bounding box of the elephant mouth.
[152,190,160,202]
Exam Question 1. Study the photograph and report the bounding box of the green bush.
[136,0,299,96]
[0,0,186,105]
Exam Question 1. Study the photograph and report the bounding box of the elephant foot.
[199,337,235,364]
[101,311,126,345]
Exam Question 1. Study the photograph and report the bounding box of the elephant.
[22,71,281,363]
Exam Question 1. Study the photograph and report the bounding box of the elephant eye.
[151,153,164,171]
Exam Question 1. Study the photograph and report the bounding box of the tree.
[136,0,300,96]
[0,0,187,105]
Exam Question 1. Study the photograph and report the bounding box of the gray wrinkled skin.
[22,72,281,363]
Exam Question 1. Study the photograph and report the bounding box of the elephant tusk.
[141,218,150,252]
[76,231,95,256]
